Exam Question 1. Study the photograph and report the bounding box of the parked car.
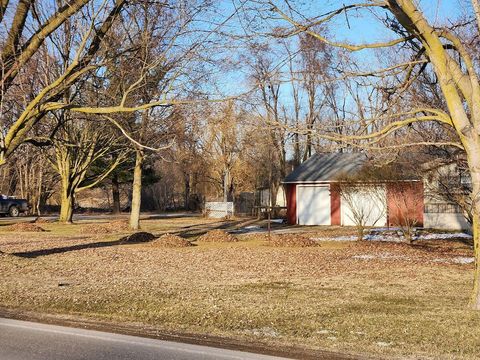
[0,195,29,217]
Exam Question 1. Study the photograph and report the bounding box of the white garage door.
[297,186,331,225]
[341,186,387,226]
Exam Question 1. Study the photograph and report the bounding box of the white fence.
[205,202,234,218]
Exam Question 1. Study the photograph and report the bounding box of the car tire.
[9,206,19,217]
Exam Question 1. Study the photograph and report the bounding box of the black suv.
[0,195,29,217]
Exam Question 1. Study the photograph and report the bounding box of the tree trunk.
[227,181,235,202]
[112,173,121,214]
[223,169,231,202]
[468,156,480,309]
[129,150,143,230]
[35,168,43,216]
[39,192,48,215]
[356,226,365,242]
[293,131,301,167]
[184,173,190,210]
[458,132,480,309]
[59,190,74,223]
[471,211,480,309]
[303,133,312,162]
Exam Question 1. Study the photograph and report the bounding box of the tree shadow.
[144,213,199,220]
[10,218,258,258]
[177,219,256,239]
[411,238,473,254]
[12,239,127,258]
[11,232,162,259]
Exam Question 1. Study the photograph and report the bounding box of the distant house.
[257,187,286,208]
[283,153,424,227]
[422,159,472,231]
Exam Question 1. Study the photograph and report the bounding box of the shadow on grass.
[11,231,201,258]
[11,231,162,258]
[176,219,258,239]
[12,239,126,258]
[411,238,474,253]
[144,213,199,220]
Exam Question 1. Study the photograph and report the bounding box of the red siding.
[286,184,297,225]
[386,181,424,227]
[330,184,341,225]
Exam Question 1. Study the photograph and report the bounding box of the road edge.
[0,306,372,360]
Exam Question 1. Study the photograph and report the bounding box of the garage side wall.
[386,181,424,227]
[285,184,297,225]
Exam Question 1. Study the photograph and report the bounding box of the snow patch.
[418,233,472,240]
[352,254,376,260]
[453,257,475,264]
[376,341,393,347]
[310,231,472,243]
[364,234,404,242]
[351,331,366,335]
[433,257,474,264]
[310,236,357,242]
[352,253,410,261]
[249,327,279,337]
[244,225,261,230]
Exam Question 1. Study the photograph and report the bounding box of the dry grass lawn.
[0,216,478,359]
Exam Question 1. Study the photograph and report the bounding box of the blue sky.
[327,0,468,44]
[211,0,473,96]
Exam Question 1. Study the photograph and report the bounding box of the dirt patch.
[119,232,156,244]
[197,229,238,242]
[82,220,130,234]
[6,223,46,232]
[266,233,318,247]
[150,234,193,248]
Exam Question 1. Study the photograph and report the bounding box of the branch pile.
[6,223,46,232]
[150,234,193,248]
[119,232,156,244]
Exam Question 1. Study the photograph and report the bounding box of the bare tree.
[49,118,127,223]
[246,43,290,207]
[11,145,58,215]
[205,102,244,202]
[339,182,387,241]
[388,182,424,243]
[100,0,225,229]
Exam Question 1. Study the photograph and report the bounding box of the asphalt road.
[0,212,197,225]
[0,318,290,360]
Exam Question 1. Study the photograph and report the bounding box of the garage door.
[297,186,331,225]
[341,186,387,226]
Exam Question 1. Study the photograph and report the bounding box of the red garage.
[283,153,424,227]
